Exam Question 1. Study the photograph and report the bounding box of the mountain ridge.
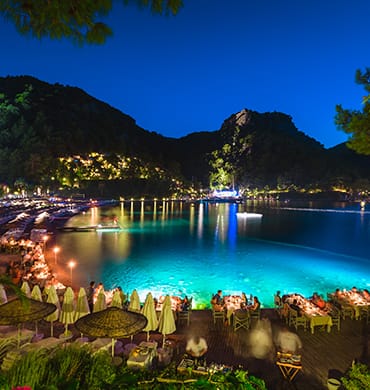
[0,75,369,196]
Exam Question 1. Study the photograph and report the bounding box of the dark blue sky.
[2,0,370,148]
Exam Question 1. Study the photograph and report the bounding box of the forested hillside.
[0,76,369,197]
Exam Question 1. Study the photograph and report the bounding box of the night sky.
[2,0,370,148]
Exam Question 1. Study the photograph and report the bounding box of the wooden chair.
[177,310,191,326]
[280,302,290,324]
[330,307,341,331]
[212,307,225,325]
[177,299,192,326]
[233,310,250,332]
[359,306,369,323]
[341,305,354,320]
[250,307,261,321]
[288,308,307,331]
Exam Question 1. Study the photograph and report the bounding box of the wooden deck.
[129,308,369,390]
[7,308,370,390]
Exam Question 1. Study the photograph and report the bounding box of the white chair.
[233,310,250,332]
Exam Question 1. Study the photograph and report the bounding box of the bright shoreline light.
[68,259,76,285]
[53,246,60,264]
[236,212,263,218]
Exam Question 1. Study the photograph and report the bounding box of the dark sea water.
[54,200,370,308]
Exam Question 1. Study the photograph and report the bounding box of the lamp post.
[53,246,60,264]
[42,235,49,251]
[68,260,76,286]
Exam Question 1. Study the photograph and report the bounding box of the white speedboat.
[236,212,263,218]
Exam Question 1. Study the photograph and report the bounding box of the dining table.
[156,295,182,312]
[332,290,369,320]
[276,352,302,382]
[285,294,333,334]
[126,341,158,369]
[223,295,246,325]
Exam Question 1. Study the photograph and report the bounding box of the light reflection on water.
[55,200,370,308]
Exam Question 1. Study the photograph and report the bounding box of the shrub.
[6,350,49,389]
[341,362,370,390]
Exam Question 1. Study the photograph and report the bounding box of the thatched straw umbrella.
[0,297,57,347]
[75,307,147,357]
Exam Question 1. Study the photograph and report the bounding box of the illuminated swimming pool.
[56,200,370,308]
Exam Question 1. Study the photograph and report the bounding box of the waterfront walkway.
[6,307,367,390]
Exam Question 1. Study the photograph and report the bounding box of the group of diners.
[272,287,370,334]
[329,286,370,320]
[3,239,56,290]
[210,289,261,325]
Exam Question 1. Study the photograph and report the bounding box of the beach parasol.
[0,297,56,347]
[158,295,176,347]
[59,287,75,337]
[93,288,107,313]
[44,285,60,337]
[128,289,141,312]
[74,287,90,339]
[20,281,31,298]
[30,284,43,337]
[31,285,43,301]
[0,283,7,305]
[141,292,158,341]
[74,287,90,321]
[110,289,123,309]
[75,307,147,357]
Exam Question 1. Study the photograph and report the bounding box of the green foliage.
[45,344,91,385]
[208,127,251,189]
[7,350,49,389]
[0,76,370,196]
[0,0,182,45]
[336,68,370,155]
[84,350,116,389]
[2,345,267,390]
[341,363,370,390]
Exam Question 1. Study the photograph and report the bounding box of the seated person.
[235,305,250,319]
[311,293,326,309]
[181,296,191,311]
[315,296,326,309]
[362,289,370,301]
[274,291,282,307]
[241,292,247,303]
[289,299,302,315]
[211,290,224,311]
[334,288,344,299]
[311,292,319,302]
[249,296,261,311]
[186,335,208,363]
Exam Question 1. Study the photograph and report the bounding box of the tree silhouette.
[0,0,183,45]
[336,68,370,155]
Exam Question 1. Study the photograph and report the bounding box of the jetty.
[57,224,124,232]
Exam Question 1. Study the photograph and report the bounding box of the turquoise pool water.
[55,200,370,308]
